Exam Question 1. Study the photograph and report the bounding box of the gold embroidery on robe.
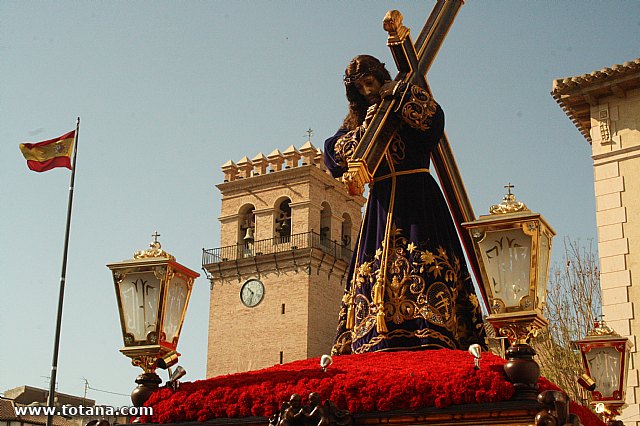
[388,133,405,165]
[340,225,483,352]
[334,127,364,167]
[401,85,438,131]
[355,328,456,353]
[332,330,353,355]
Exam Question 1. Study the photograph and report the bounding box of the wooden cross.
[344,0,465,192]
[343,0,488,310]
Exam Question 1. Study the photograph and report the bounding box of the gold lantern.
[573,320,633,424]
[107,234,199,406]
[462,186,555,344]
[463,186,555,400]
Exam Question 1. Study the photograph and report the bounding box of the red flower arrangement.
[140,349,603,426]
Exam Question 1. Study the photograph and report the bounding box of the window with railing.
[202,231,353,266]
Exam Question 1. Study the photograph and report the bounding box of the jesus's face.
[355,74,382,106]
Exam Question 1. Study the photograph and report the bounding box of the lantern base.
[486,310,548,345]
[504,343,540,401]
[131,372,162,411]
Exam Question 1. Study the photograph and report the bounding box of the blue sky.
[1,1,639,407]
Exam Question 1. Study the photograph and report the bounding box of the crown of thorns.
[343,62,386,85]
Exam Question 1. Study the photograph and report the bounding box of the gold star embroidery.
[407,242,416,253]
[421,250,435,265]
[375,248,383,259]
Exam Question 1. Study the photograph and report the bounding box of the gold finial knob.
[489,183,529,214]
[587,318,619,337]
[133,231,175,260]
[383,10,410,44]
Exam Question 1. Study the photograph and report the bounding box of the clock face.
[240,279,264,307]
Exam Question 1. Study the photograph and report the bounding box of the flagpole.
[46,117,80,426]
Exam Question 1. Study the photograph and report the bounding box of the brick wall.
[206,143,364,377]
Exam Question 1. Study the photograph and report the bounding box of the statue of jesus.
[324,55,486,355]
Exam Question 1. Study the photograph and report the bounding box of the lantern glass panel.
[536,232,551,307]
[478,227,531,308]
[162,274,189,345]
[587,346,621,398]
[117,271,161,342]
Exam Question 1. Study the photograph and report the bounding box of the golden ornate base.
[343,160,372,196]
[486,310,548,345]
[120,345,174,373]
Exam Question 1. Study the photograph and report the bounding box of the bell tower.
[203,141,365,377]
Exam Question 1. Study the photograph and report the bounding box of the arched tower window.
[341,213,352,249]
[275,198,292,243]
[320,202,332,246]
[239,204,255,257]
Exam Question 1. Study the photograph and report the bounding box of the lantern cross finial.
[152,231,161,244]
[305,128,314,142]
[504,182,515,196]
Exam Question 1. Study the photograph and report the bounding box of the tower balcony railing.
[202,231,353,266]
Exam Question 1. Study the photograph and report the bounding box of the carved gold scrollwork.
[134,241,176,260]
[487,311,548,346]
[131,355,159,373]
[588,320,620,337]
[498,322,542,345]
[489,193,529,215]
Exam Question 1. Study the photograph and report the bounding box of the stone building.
[552,57,640,425]
[203,141,365,377]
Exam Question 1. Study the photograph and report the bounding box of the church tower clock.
[203,142,365,377]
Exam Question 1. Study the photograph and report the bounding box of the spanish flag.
[19,130,75,172]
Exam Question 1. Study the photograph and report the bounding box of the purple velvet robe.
[324,85,486,355]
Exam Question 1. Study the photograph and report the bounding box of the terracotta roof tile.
[550,58,640,144]
[0,398,18,420]
[552,58,640,94]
